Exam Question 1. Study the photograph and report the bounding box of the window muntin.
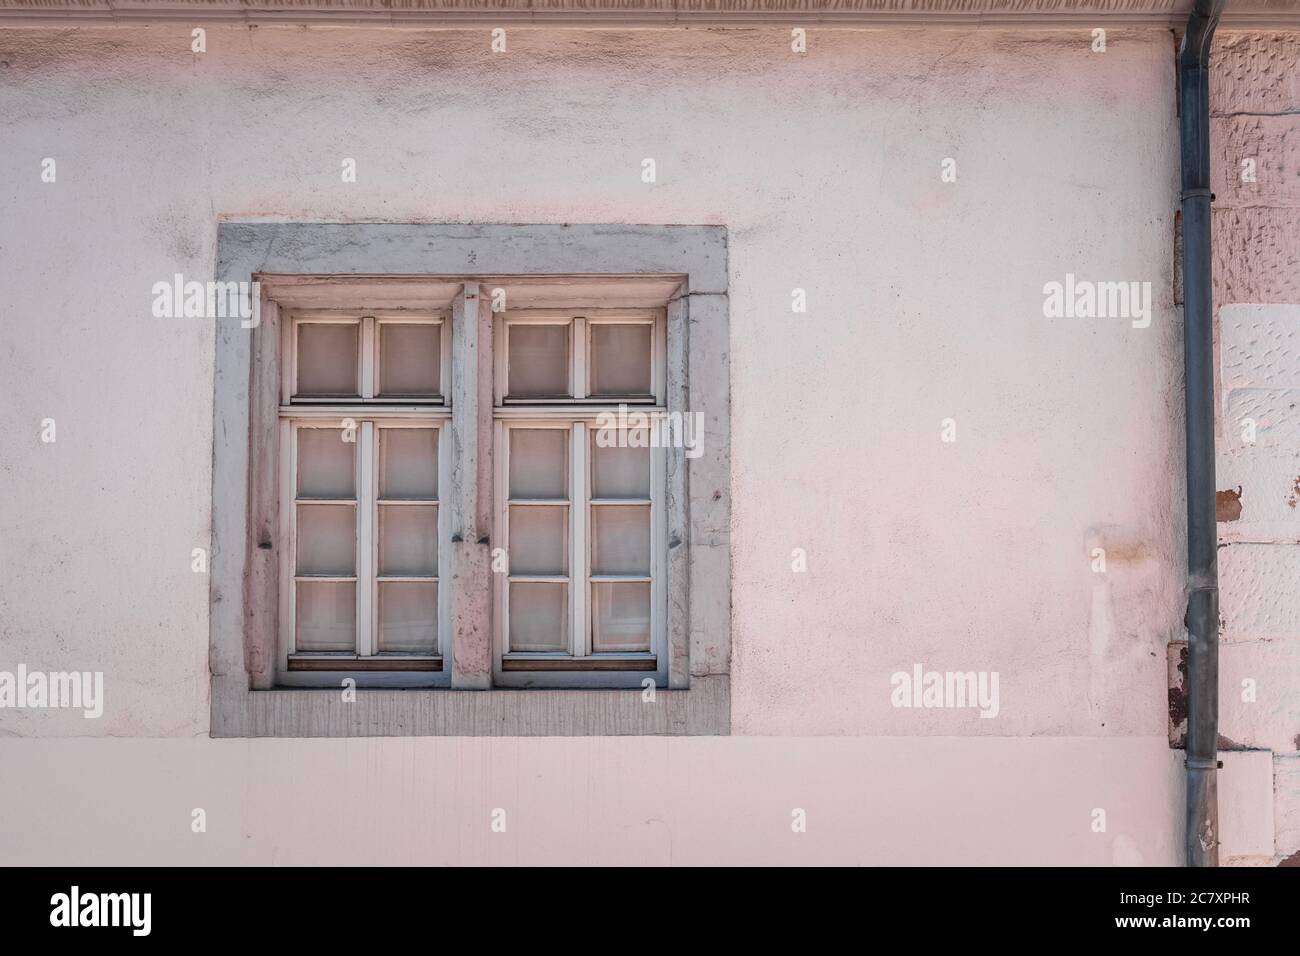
[288,311,449,405]
[498,311,662,405]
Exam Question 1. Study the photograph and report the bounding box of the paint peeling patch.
[1287,475,1300,510]
[1168,643,1188,746]
[1217,734,1245,751]
[1280,850,1300,867]
[1170,686,1190,723]
[1168,686,1188,730]
[1216,486,1243,522]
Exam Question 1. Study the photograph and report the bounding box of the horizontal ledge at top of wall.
[3,7,1299,29]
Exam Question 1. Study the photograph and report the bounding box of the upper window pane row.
[293,314,446,402]
[503,313,659,403]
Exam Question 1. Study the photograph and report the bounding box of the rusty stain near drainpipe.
[1216,486,1242,522]
[1168,644,1189,742]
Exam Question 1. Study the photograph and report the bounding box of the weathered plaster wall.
[0,25,1212,863]
[1209,31,1300,867]
[0,736,1182,865]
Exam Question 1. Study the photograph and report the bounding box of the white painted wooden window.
[493,310,668,683]
[280,312,451,683]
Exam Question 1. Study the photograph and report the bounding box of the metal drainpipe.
[1179,0,1227,868]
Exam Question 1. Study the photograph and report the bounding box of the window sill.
[287,654,443,672]
[502,654,656,672]
[212,673,729,737]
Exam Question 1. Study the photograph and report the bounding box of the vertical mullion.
[438,422,452,661]
[357,314,375,655]
[495,420,509,661]
[573,316,588,400]
[282,316,296,404]
[495,318,507,406]
[571,317,589,656]
[282,420,297,664]
[652,310,666,405]
[440,315,453,404]
[361,316,376,399]
[571,421,589,657]
[651,441,667,675]
[357,421,376,657]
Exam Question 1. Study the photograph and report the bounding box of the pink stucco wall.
[0,24,1292,864]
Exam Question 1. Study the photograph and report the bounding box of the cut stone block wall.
[1210,30,1300,865]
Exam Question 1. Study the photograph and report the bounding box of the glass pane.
[378,582,438,653]
[296,580,356,652]
[379,323,441,396]
[509,428,567,499]
[380,428,438,499]
[591,439,649,499]
[509,505,567,575]
[509,582,567,652]
[508,324,569,398]
[379,504,438,576]
[591,504,650,575]
[297,323,359,396]
[592,581,651,653]
[589,323,651,396]
[296,504,356,575]
[296,428,355,499]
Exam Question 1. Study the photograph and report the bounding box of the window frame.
[491,307,668,687]
[210,222,731,736]
[278,307,452,688]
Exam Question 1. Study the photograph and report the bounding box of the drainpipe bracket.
[1186,758,1223,770]
[1180,188,1214,201]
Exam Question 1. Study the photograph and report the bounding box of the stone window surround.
[210,223,730,736]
